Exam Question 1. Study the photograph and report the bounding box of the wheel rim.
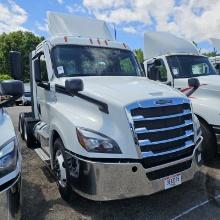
[54,150,67,188]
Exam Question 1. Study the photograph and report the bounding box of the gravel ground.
[6,106,220,220]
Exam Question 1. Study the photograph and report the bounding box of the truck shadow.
[65,171,212,220]
[21,167,220,220]
[21,179,65,220]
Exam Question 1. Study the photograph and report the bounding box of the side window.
[192,63,210,75]
[40,54,48,82]
[147,59,167,82]
[120,57,135,74]
[156,59,168,82]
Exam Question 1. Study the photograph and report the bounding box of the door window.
[156,59,167,82]
[147,59,167,82]
[39,54,48,82]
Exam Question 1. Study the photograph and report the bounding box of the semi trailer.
[143,32,220,162]
[0,54,23,219]
[15,12,202,201]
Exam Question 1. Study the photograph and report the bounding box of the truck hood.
[0,109,15,146]
[55,76,184,106]
[197,75,220,91]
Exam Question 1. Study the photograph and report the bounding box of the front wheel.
[53,138,74,202]
[200,120,217,163]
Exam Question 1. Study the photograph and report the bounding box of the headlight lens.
[0,138,18,178]
[193,114,202,139]
[76,127,122,153]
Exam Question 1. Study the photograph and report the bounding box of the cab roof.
[47,11,113,40]
[144,31,198,60]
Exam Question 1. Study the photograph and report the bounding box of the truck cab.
[17,12,202,201]
[143,31,220,162]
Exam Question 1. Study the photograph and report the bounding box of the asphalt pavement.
[6,106,220,220]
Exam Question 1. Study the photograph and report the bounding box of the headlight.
[0,138,18,178]
[193,114,201,139]
[76,127,122,153]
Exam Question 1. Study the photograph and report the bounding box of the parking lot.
[6,106,220,220]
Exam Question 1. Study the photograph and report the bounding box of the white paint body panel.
[48,76,185,159]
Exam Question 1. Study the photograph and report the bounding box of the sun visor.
[47,11,113,40]
[144,32,198,60]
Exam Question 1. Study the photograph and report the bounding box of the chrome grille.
[126,98,195,167]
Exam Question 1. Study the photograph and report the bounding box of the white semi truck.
[15,12,202,201]
[0,53,23,219]
[209,38,220,74]
[143,32,220,162]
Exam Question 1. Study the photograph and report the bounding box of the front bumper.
[0,174,21,220]
[67,137,203,201]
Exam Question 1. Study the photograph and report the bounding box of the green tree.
[0,74,12,81]
[202,51,217,57]
[0,31,44,81]
[134,48,144,64]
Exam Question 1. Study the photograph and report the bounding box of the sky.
[0,0,220,53]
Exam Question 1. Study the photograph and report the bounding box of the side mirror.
[0,80,24,97]
[34,59,41,82]
[10,51,23,80]
[188,78,200,88]
[186,78,200,97]
[65,79,84,93]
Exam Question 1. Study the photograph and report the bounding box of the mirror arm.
[37,82,50,91]
[185,87,199,97]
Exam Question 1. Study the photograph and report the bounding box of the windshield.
[166,55,217,78]
[53,45,142,77]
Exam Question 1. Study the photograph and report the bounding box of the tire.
[18,113,25,140]
[24,118,39,149]
[53,138,73,202]
[200,120,217,163]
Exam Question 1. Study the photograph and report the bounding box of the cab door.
[146,58,174,86]
[33,52,50,123]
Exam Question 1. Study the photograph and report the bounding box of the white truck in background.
[209,38,220,74]
[0,53,23,219]
[14,12,202,201]
[143,32,220,162]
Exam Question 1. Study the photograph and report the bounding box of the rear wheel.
[53,138,73,202]
[200,120,217,163]
[19,112,32,140]
[18,113,25,140]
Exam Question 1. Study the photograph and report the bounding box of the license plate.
[164,173,182,189]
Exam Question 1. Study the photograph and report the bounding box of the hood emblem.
[155,99,173,105]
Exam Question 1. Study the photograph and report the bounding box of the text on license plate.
[164,173,182,189]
